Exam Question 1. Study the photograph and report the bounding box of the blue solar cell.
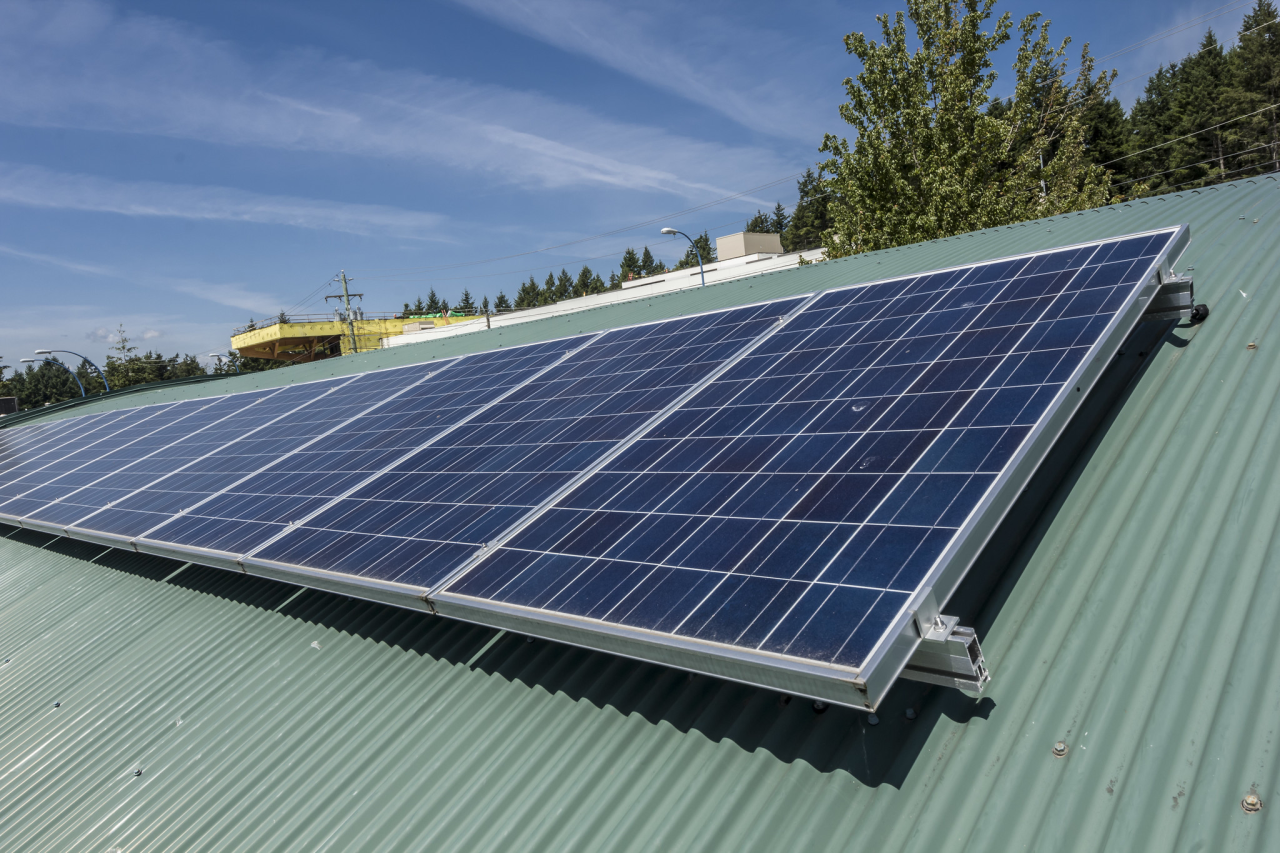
[142,340,574,556]
[249,300,802,589]
[0,397,242,523]
[446,230,1175,673]
[71,376,356,537]
[0,404,186,505]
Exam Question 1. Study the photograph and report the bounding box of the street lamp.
[20,358,85,397]
[206,353,240,374]
[34,349,108,391]
[660,228,706,287]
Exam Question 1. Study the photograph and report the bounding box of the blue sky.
[0,0,1255,368]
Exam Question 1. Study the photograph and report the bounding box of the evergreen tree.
[618,248,643,282]
[771,202,791,234]
[481,295,491,314]
[541,272,557,305]
[782,168,832,252]
[1231,1,1280,173]
[457,288,477,314]
[555,269,573,301]
[573,265,599,297]
[495,291,513,312]
[639,247,665,276]
[424,289,442,314]
[1080,93,1130,187]
[674,232,716,270]
[514,276,540,309]
[75,359,106,395]
[745,209,774,232]
[439,298,451,316]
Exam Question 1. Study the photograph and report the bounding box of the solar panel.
[0,397,256,517]
[0,405,184,503]
[0,226,1189,709]
[433,228,1187,708]
[244,300,801,590]
[18,380,354,541]
[134,339,579,564]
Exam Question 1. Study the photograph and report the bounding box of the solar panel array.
[0,228,1184,708]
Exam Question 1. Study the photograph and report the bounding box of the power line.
[1089,0,1250,65]
[1161,160,1278,191]
[343,172,805,276]
[362,211,763,287]
[1101,102,1280,166]
[1112,144,1271,187]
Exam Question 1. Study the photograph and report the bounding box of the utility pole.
[324,270,364,355]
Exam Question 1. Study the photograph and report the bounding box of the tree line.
[809,0,1280,258]
[403,232,724,316]
[0,325,274,412]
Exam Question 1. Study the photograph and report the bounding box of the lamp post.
[20,358,85,397]
[660,228,706,287]
[34,349,108,392]
[206,353,240,374]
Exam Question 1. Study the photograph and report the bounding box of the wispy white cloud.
[0,0,795,200]
[0,242,284,316]
[447,0,829,142]
[0,162,451,239]
[0,243,117,277]
[167,279,283,315]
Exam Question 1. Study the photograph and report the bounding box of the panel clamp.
[900,588,990,694]
[1142,273,1206,323]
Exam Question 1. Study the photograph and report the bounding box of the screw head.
[812,700,829,714]
[1247,342,1258,350]
[133,769,143,777]
[1243,794,1262,813]
[905,708,918,721]
[52,701,61,708]
[866,713,880,726]
[1052,741,1069,757]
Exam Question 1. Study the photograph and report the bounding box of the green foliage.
[745,205,790,234]
[514,276,541,309]
[573,265,606,297]
[618,248,642,283]
[105,349,209,390]
[555,269,574,301]
[457,288,477,314]
[674,232,716,270]
[818,0,1113,257]
[782,169,832,252]
[481,295,491,314]
[425,289,442,314]
[639,247,666,276]
[494,291,512,312]
[4,358,81,409]
[1118,4,1280,195]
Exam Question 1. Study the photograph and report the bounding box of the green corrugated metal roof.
[3,177,1280,850]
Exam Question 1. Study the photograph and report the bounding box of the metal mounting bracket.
[1142,273,1194,322]
[900,588,991,694]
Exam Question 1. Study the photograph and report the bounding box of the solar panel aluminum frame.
[427,224,1192,712]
